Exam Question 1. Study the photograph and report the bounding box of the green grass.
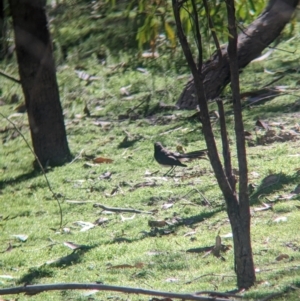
[1,2,300,301]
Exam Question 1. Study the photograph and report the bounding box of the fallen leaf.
[99,171,112,179]
[120,214,136,221]
[74,221,95,232]
[161,203,173,210]
[107,263,142,270]
[134,262,144,268]
[221,233,233,239]
[254,203,272,212]
[82,290,99,296]
[278,194,295,200]
[0,274,14,279]
[147,251,165,256]
[275,254,289,261]
[93,157,114,164]
[273,216,287,223]
[94,217,109,225]
[148,220,167,227]
[165,277,179,282]
[63,241,82,250]
[183,231,196,237]
[256,119,269,130]
[12,234,28,242]
[129,181,160,192]
[3,243,13,252]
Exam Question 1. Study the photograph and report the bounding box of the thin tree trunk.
[9,0,71,166]
[176,0,299,109]
[172,0,256,289]
[0,0,5,59]
[226,0,255,288]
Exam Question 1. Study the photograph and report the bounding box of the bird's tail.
[180,149,208,161]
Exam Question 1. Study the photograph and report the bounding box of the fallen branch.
[93,203,153,214]
[0,283,236,300]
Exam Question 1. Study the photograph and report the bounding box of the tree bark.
[173,0,257,289]
[0,0,5,59]
[9,0,71,166]
[176,0,299,109]
[225,0,255,288]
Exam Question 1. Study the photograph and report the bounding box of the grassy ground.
[1,2,300,301]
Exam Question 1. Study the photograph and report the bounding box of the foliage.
[106,0,266,52]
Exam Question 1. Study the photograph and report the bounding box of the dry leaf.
[161,203,173,210]
[63,241,82,250]
[275,254,289,261]
[142,52,159,58]
[147,251,165,256]
[221,233,233,239]
[278,194,295,200]
[129,181,159,192]
[94,217,109,225]
[107,263,143,269]
[99,171,112,179]
[120,214,136,221]
[4,243,13,252]
[183,231,196,237]
[254,203,272,212]
[273,216,287,223]
[148,220,167,227]
[165,277,179,282]
[74,221,95,232]
[93,157,113,164]
[256,119,269,130]
[134,262,144,268]
[12,234,28,242]
[212,234,222,258]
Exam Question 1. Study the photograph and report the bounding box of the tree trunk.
[0,0,5,59]
[9,0,71,166]
[226,0,255,288]
[226,198,255,288]
[176,0,299,109]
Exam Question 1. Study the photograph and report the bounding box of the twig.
[262,75,285,88]
[0,113,63,229]
[216,99,235,190]
[0,283,235,300]
[93,203,153,214]
[158,126,183,136]
[196,290,244,299]
[259,292,284,301]
[126,94,151,115]
[185,273,236,284]
[66,200,94,204]
[0,69,21,84]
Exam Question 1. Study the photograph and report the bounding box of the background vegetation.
[1,0,300,300]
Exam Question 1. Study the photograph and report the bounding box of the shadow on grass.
[245,268,300,300]
[17,246,98,284]
[250,172,300,205]
[107,207,223,245]
[0,169,41,190]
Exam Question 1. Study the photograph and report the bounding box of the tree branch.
[225,0,248,205]
[172,0,234,200]
[0,283,235,301]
